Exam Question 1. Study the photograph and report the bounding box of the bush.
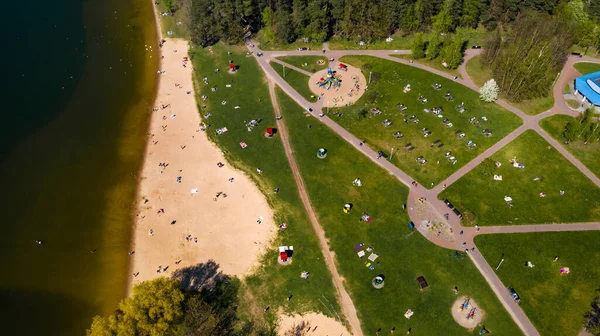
[365,91,379,104]
[370,72,381,84]
[362,63,372,71]
[356,108,368,120]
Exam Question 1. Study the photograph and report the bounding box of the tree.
[86,278,185,336]
[484,13,573,101]
[460,0,480,28]
[188,0,219,47]
[432,0,454,33]
[584,289,600,335]
[479,79,499,102]
[273,7,296,43]
[411,33,426,59]
[261,6,276,43]
[427,33,444,60]
[440,33,464,69]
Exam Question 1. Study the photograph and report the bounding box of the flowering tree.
[480,79,499,102]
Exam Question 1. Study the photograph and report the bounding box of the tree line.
[169,0,600,47]
[86,263,272,336]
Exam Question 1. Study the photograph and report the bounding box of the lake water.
[0,0,158,334]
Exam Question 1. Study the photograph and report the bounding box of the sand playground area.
[277,313,350,336]
[451,296,484,329]
[309,63,366,108]
[128,38,274,289]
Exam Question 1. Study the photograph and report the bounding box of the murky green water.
[0,0,158,334]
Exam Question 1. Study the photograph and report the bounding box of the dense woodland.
[171,0,600,48]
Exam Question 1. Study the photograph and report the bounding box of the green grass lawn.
[330,55,522,188]
[328,28,490,51]
[190,43,340,328]
[475,232,600,336]
[440,130,600,226]
[391,54,462,78]
[564,83,571,94]
[270,61,317,102]
[540,115,600,178]
[154,3,188,39]
[566,100,580,109]
[573,62,600,75]
[277,88,522,335]
[465,56,554,115]
[276,56,328,73]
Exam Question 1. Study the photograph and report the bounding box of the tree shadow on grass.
[171,259,228,293]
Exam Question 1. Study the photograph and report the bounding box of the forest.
[171,0,600,49]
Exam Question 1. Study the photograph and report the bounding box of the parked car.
[444,199,454,209]
[508,288,521,303]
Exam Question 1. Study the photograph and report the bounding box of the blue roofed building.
[574,71,600,110]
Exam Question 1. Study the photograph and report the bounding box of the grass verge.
[440,130,600,226]
[540,115,600,178]
[276,56,329,73]
[153,3,188,39]
[573,62,600,75]
[476,232,600,336]
[270,61,317,102]
[277,87,522,335]
[391,54,462,78]
[190,43,340,329]
[331,55,522,187]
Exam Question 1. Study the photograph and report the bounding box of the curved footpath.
[249,41,600,336]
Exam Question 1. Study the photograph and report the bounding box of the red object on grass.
[280,251,288,261]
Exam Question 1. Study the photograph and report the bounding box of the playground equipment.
[317,148,327,159]
[338,63,348,71]
[459,297,471,311]
[466,308,477,320]
[316,68,342,90]
[372,274,385,289]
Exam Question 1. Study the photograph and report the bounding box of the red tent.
[266,128,274,135]
[280,251,288,262]
[229,63,236,69]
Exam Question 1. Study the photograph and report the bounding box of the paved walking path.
[248,41,600,336]
[270,58,314,77]
[267,81,364,336]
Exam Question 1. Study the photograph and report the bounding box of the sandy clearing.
[309,63,366,108]
[277,313,350,336]
[451,296,484,329]
[127,38,274,290]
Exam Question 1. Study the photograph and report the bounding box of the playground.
[451,296,484,329]
[309,63,367,108]
[476,231,600,336]
[275,88,521,334]
[440,130,600,226]
[331,55,522,186]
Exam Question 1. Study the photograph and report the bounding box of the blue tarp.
[575,71,600,106]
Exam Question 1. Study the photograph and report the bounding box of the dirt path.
[267,81,363,336]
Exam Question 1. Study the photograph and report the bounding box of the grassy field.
[327,28,491,51]
[391,54,462,78]
[277,88,522,335]
[270,61,317,102]
[154,2,188,39]
[276,56,328,73]
[476,232,600,336]
[564,83,571,94]
[573,62,600,75]
[190,43,340,328]
[440,130,600,226]
[540,115,600,178]
[566,100,580,109]
[465,56,554,115]
[330,55,522,187]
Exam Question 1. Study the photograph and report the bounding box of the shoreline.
[126,2,274,292]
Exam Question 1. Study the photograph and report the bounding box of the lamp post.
[495,254,505,271]
[369,71,372,84]
[389,147,395,161]
[283,65,286,78]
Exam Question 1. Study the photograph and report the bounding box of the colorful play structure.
[316,68,342,90]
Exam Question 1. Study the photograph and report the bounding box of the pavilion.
[574,71,600,109]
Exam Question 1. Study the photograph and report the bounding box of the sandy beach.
[128,38,274,289]
[277,313,350,335]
